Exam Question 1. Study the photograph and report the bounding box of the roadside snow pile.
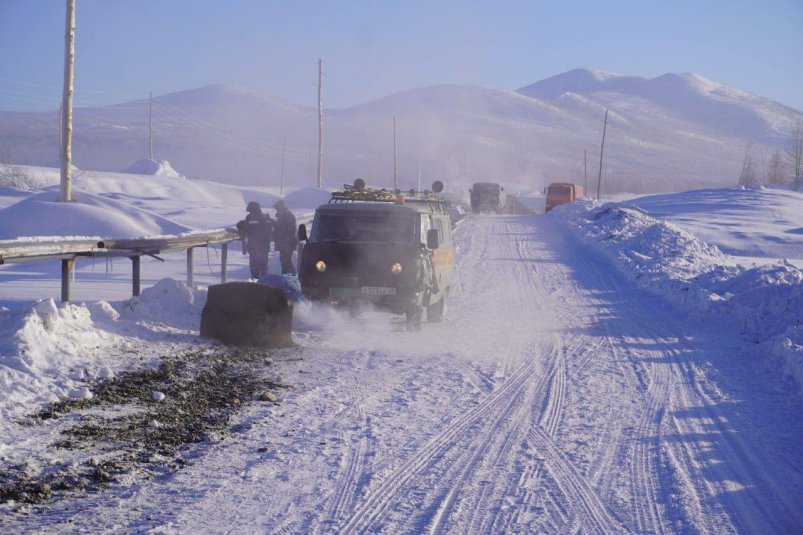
[281,187,333,209]
[0,188,190,239]
[0,299,120,421]
[554,200,803,392]
[119,278,206,331]
[0,278,211,427]
[122,159,185,179]
[625,186,803,263]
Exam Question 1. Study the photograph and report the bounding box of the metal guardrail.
[0,230,239,264]
[0,212,315,303]
[0,228,242,302]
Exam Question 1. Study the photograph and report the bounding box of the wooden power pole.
[393,115,398,190]
[148,91,153,160]
[279,135,286,196]
[417,141,422,191]
[583,149,588,192]
[316,58,323,189]
[596,109,608,201]
[60,0,76,203]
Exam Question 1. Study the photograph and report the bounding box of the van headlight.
[315,260,327,272]
[391,262,402,274]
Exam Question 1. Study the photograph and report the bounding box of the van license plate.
[362,286,396,296]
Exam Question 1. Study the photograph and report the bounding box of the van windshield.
[311,212,416,243]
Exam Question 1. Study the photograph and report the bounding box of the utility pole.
[60,0,76,203]
[596,109,609,201]
[417,141,422,191]
[583,149,588,192]
[316,58,323,188]
[393,115,398,190]
[58,102,63,160]
[148,91,153,160]
[279,134,286,196]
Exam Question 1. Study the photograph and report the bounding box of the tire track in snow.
[655,317,803,533]
[554,216,803,533]
[337,347,546,534]
[458,217,622,534]
[547,220,674,535]
[312,352,376,533]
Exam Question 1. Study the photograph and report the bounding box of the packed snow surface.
[625,186,803,265]
[0,188,190,239]
[122,159,185,179]
[0,169,801,533]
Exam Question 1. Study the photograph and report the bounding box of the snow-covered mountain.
[0,70,799,193]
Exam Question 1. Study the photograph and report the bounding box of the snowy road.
[12,214,803,534]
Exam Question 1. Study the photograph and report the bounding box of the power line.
[151,98,308,157]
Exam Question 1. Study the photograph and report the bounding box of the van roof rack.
[329,182,449,212]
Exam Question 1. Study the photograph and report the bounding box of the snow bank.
[281,187,333,210]
[554,200,803,392]
[626,187,803,263]
[119,278,207,331]
[0,188,190,239]
[0,278,211,430]
[122,159,185,179]
[0,299,120,422]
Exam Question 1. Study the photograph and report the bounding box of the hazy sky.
[1,0,801,111]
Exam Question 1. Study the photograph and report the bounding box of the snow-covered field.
[0,167,801,533]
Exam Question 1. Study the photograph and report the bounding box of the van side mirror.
[426,228,440,249]
[298,224,308,242]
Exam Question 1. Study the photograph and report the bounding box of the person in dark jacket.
[273,200,298,275]
[237,201,273,279]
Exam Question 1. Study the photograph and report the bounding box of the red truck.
[545,182,584,212]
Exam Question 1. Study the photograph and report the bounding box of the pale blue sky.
[1,0,801,111]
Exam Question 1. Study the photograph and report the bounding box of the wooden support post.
[186,247,194,288]
[60,0,76,203]
[131,255,141,297]
[61,258,74,303]
[597,109,609,201]
[221,243,228,284]
[317,58,323,189]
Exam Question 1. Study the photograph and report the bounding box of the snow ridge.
[553,200,803,392]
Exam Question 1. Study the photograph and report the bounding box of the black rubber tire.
[426,297,445,323]
[405,306,424,331]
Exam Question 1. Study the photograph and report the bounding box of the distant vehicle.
[545,182,584,212]
[297,180,455,330]
[470,182,506,213]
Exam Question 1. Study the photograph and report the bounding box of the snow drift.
[553,200,803,392]
[0,298,120,424]
[0,188,190,239]
[0,278,209,430]
[120,278,206,331]
[122,159,186,179]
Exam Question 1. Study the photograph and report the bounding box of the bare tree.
[766,148,788,185]
[786,116,803,188]
[738,143,760,187]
